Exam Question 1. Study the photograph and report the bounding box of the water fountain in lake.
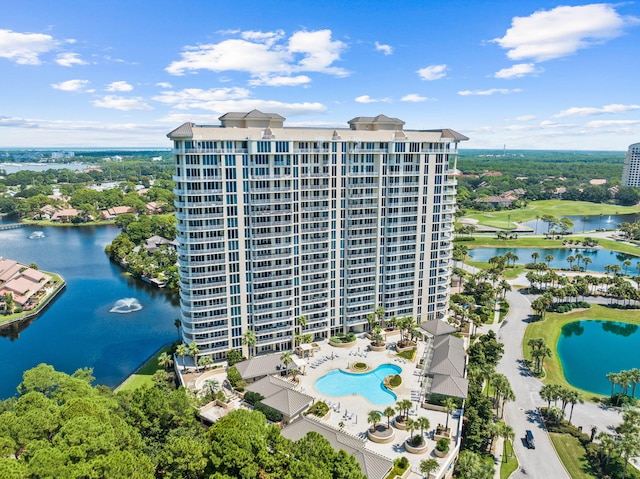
[109,298,143,313]
[28,231,45,239]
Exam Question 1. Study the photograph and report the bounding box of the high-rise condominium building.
[168,111,468,360]
[622,142,640,187]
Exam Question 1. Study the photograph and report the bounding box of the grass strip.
[499,440,518,479]
[116,345,172,392]
[548,432,596,479]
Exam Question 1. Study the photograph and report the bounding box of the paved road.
[495,289,570,479]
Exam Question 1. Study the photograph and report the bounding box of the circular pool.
[315,363,401,405]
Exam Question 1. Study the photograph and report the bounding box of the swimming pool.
[314,363,401,405]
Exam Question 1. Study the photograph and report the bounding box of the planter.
[216,399,232,409]
[369,342,386,352]
[404,438,429,454]
[393,417,409,430]
[367,425,395,444]
[329,339,356,348]
[395,342,417,353]
[434,447,449,458]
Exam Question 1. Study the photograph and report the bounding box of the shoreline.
[0,272,66,328]
[114,343,174,392]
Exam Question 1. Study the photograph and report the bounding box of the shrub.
[254,402,282,422]
[244,391,264,406]
[389,375,402,387]
[306,401,330,417]
[410,434,424,447]
[226,365,242,388]
[353,362,367,370]
[436,437,450,453]
[396,457,409,469]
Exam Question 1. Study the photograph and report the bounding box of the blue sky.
[1,0,639,150]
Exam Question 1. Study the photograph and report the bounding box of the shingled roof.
[420,319,457,337]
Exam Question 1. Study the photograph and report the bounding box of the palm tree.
[545,254,554,266]
[416,416,430,439]
[176,343,188,372]
[157,351,174,371]
[173,318,181,339]
[566,255,575,270]
[500,424,515,462]
[204,378,220,399]
[582,256,592,272]
[383,406,395,429]
[396,399,413,422]
[280,351,293,375]
[597,432,616,466]
[623,259,632,276]
[188,342,200,371]
[607,372,619,397]
[420,458,439,479]
[198,355,213,371]
[566,390,583,424]
[531,251,540,264]
[406,418,417,440]
[242,330,257,358]
[368,410,382,433]
[443,397,456,431]
[375,305,386,328]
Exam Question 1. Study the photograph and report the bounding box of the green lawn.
[548,432,596,479]
[464,200,640,228]
[116,345,173,392]
[499,440,518,479]
[523,304,640,402]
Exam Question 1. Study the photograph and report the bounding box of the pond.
[467,247,639,274]
[0,224,179,399]
[557,320,640,396]
[522,214,639,234]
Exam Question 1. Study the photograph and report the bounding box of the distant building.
[622,142,640,187]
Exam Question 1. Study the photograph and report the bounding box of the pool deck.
[292,332,462,478]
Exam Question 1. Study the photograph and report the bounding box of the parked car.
[525,430,535,449]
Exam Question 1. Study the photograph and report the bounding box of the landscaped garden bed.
[329,332,356,347]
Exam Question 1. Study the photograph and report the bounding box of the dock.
[0,223,25,231]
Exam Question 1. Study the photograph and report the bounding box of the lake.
[0,224,179,399]
[522,214,639,234]
[467,247,639,274]
[558,320,640,396]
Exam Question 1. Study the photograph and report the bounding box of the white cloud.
[51,79,90,91]
[494,63,540,79]
[375,41,393,55]
[492,4,639,62]
[586,119,640,128]
[288,30,348,76]
[241,30,285,46]
[248,75,311,87]
[417,64,447,80]
[153,87,251,107]
[55,52,87,67]
[106,81,134,92]
[166,29,348,83]
[159,99,326,117]
[153,86,325,115]
[514,115,536,121]
[156,82,172,88]
[92,95,152,111]
[0,29,61,65]
[354,95,390,103]
[401,94,428,102]
[555,103,640,117]
[458,88,521,96]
